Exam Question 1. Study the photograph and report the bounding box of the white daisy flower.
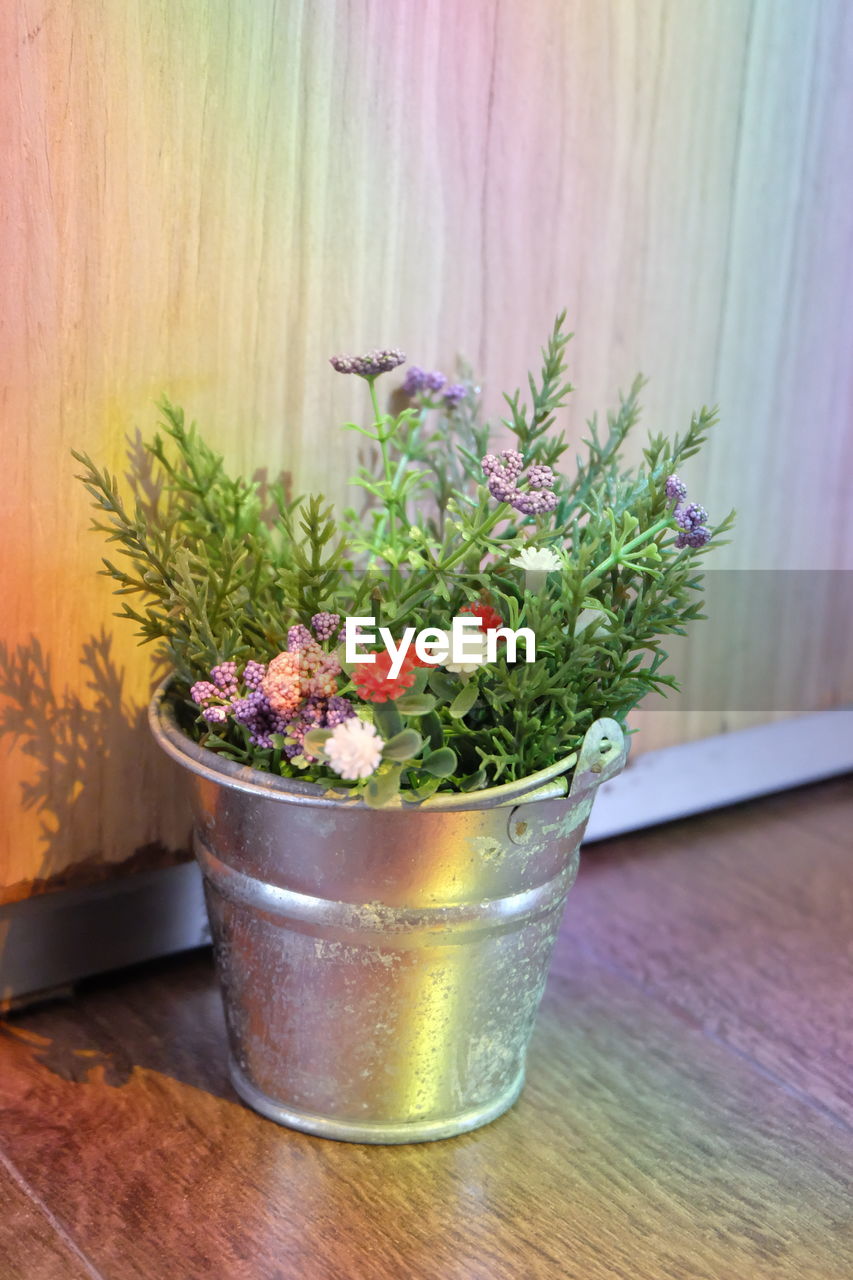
[510,545,564,592]
[509,546,564,573]
[325,718,384,780]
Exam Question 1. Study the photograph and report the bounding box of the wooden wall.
[2,0,852,897]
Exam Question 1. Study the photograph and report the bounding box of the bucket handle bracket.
[569,718,628,798]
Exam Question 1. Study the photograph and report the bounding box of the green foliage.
[500,310,575,474]
[74,317,734,803]
[382,729,425,761]
[448,679,479,719]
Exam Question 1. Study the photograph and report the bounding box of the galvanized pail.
[150,685,626,1144]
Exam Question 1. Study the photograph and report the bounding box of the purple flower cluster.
[526,465,554,491]
[287,624,314,652]
[665,474,712,549]
[482,449,522,499]
[188,612,353,754]
[326,695,355,726]
[189,680,219,706]
[189,661,243,724]
[402,366,469,409]
[190,666,288,747]
[329,348,406,378]
[443,383,467,408]
[403,367,446,395]
[311,611,341,641]
[243,660,266,691]
[674,502,709,531]
[481,451,558,516]
[231,689,289,748]
[283,694,356,762]
[200,704,229,725]
[665,474,688,504]
[210,662,239,696]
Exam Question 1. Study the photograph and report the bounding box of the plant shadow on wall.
[0,423,294,907]
[0,428,297,1088]
[0,633,233,1097]
[0,629,188,898]
[0,434,202,1013]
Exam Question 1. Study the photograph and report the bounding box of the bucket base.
[228,1058,526,1145]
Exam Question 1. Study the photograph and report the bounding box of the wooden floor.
[1,778,851,1280]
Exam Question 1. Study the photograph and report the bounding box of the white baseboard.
[584,709,853,842]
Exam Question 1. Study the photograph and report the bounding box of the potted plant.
[74,314,731,1143]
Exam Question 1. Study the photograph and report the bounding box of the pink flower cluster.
[481,451,558,515]
[263,637,341,717]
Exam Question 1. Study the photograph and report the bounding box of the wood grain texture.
[0,1155,98,1279]
[2,0,852,889]
[563,776,853,1128]
[0,955,850,1280]
[0,779,851,1279]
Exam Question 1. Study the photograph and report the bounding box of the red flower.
[460,602,504,633]
[352,650,419,703]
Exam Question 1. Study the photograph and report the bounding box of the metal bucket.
[150,684,627,1144]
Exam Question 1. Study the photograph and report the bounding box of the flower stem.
[439,503,509,573]
[580,515,671,593]
[368,376,396,558]
[367,410,422,555]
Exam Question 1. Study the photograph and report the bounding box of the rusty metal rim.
[150,677,580,812]
[228,1056,526,1144]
